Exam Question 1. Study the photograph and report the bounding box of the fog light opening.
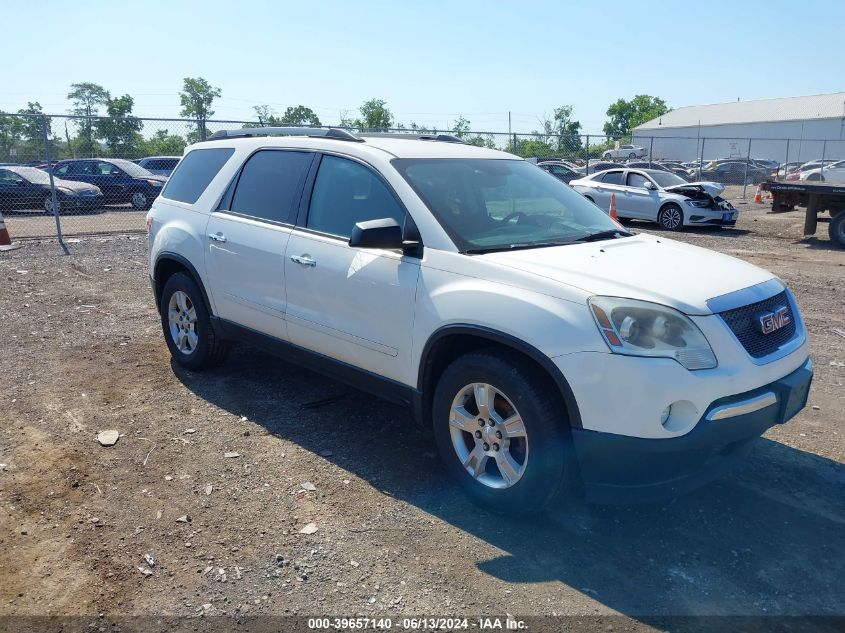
[660,406,672,425]
[660,400,699,433]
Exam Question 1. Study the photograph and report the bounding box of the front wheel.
[131,191,150,210]
[159,272,229,370]
[432,350,573,514]
[602,152,612,160]
[44,195,60,215]
[629,152,637,159]
[658,203,684,231]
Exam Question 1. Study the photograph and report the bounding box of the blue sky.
[2,0,843,133]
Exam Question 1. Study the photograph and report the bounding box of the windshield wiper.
[572,229,634,243]
[465,241,573,254]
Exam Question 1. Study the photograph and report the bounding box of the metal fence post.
[41,116,69,255]
[784,139,790,178]
[648,136,654,168]
[742,138,752,199]
[585,135,590,175]
[821,140,827,178]
[698,138,705,181]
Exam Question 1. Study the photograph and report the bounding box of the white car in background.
[570,168,737,231]
[799,160,845,183]
[602,144,648,160]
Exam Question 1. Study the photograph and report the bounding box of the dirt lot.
[1,194,843,630]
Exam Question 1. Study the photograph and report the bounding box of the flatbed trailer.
[764,180,845,248]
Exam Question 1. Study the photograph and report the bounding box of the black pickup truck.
[764,180,845,248]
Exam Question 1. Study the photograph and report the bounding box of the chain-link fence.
[2,113,845,246]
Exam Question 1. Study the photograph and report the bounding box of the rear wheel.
[159,272,229,370]
[807,173,824,182]
[658,203,684,231]
[629,152,637,159]
[829,211,845,248]
[602,152,611,160]
[44,195,60,215]
[432,350,573,514]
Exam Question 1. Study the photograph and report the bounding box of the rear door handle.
[207,232,227,243]
[290,254,317,267]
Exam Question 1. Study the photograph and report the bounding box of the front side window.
[230,150,312,223]
[627,172,651,188]
[394,158,622,252]
[97,162,122,176]
[306,155,405,239]
[0,169,18,183]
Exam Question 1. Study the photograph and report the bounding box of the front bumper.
[570,358,813,504]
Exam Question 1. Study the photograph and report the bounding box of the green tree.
[355,98,393,131]
[450,115,471,139]
[280,105,321,126]
[539,105,583,154]
[142,129,186,156]
[95,95,143,157]
[252,105,281,126]
[67,82,110,155]
[0,112,23,162]
[603,95,669,138]
[179,77,221,141]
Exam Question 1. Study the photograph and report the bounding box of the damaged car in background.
[569,168,737,231]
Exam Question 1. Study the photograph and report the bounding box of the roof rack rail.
[358,133,464,144]
[207,127,363,142]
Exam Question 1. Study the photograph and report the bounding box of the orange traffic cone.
[0,211,22,252]
[754,185,763,204]
[609,192,619,220]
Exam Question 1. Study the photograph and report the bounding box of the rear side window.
[230,150,312,223]
[599,171,624,185]
[162,148,235,204]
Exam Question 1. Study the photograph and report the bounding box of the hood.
[665,181,725,197]
[54,178,101,193]
[480,233,773,315]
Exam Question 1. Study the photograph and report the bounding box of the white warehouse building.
[632,92,845,163]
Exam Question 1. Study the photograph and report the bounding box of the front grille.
[719,291,796,359]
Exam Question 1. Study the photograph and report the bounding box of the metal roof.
[635,92,845,130]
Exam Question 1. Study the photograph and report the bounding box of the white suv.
[147,127,813,511]
[602,144,648,160]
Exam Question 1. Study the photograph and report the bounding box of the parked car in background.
[570,168,735,231]
[537,160,580,184]
[655,161,695,181]
[772,161,804,179]
[694,161,770,185]
[602,144,648,160]
[137,156,181,177]
[577,161,626,175]
[0,165,102,213]
[52,158,166,209]
[799,160,845,183]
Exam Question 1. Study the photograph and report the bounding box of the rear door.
[205,149,314,339]
[284,153,420,383]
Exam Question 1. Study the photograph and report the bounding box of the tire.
[658,203,684,231]
[44,195,60,215]
[432,349,573,514]
[130,191,149,210]
[629,152,637,159]
[807,173,823,182]
[829,211,845,248]
[159,272,229,370]
[602,152,611,160]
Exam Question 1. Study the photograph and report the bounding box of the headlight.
[588,296,717,370]
[146,180,163,187]
[686,199,711,208]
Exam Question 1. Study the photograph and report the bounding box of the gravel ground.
[0,195,843,629]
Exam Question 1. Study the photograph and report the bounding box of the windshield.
[10,166,51,184]
[394,159,624,252]
[111,159,155,178]
[649,171,688,188]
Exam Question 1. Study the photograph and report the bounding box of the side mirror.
[349,218,421,255]
[644,181,656,190]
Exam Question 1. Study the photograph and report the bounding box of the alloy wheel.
[661,206,682,230]
[448,383,529,489]
[132,192,148,209]
[167,290,198,355]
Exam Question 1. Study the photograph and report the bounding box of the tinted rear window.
[230,150,312,223]
[162,148,235,204]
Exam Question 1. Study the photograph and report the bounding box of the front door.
[622,171,660,220]
[284,154,419,384]
[205,149,314,339]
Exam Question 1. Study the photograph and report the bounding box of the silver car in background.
[570,168,737,231]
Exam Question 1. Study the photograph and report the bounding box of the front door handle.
[290,254,317,267]
[207,232,227,243]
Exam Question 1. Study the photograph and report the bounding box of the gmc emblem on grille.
[756,305,791,335]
